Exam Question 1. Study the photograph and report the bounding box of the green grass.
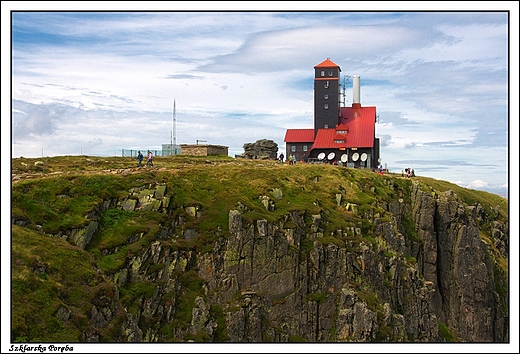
[438,321,458,342]
[11,225,104,342]
[10,155,509,343]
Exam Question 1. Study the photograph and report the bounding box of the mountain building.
[284,58,380,168]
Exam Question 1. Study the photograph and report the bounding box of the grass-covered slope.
[10,155,509,342]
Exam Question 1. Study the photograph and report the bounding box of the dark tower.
[314,58,341,137]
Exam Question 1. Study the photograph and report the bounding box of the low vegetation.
[10,155,508,342]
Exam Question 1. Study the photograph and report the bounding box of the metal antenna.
[341,75,351,107]
[172,98,177,154]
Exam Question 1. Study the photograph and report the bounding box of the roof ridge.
[314,58,341,69]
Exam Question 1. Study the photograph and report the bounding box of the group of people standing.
[403,167,415,177]
[279,153,309,165]
[136,150,154,168]
[286,154,298,165]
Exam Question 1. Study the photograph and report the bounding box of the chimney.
[352,75,361,108]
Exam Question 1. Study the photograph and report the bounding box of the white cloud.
[467,179,489,189]
[5,9,515,197]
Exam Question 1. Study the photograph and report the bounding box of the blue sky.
[4,4,517,199]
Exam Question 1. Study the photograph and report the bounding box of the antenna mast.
[341,75,351,107]
[172,98,176,153]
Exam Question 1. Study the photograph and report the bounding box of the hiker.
[146,150,154,167]
[136,151,143,167]
[288,154,293,165]
[279,153,284,163]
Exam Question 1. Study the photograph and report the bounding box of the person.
[279,153,284,163]
[136,151,143,167]
[146,150,154,167]
[288,154,293,165]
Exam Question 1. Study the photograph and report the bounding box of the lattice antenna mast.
[172,98,176,148]
[341,75,351,107]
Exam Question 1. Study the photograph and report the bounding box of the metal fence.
[121,149,162,157]
[121,146,182,157]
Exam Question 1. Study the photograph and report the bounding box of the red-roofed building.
[284,59,380,168]
[283,129,314,160]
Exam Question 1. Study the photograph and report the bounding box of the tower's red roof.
[314,58,341,70]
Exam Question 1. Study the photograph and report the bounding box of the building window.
[320,70,325,77]
[324,94,328,99]
[303,145,308,152]
[334,139,345,144]
[337,130,347,134]
[329,70,333,76]
[324,104,329,109]
[291,145,296,152]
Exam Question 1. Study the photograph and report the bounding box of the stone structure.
[180,144,228,157]
[237,139,278,159]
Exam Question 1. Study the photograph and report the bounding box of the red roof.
[336,123,349,131]
[311,105,376,149]
[339,105,376,147]
[284,129,315,143]
[312,129,348,149]
[314,58,341,69]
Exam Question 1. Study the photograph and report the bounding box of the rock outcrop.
[237,139,278,159]
[11,173,508,343]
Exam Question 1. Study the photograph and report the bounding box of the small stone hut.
[180,144,229,157]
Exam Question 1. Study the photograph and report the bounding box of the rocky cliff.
[10,157,508,343]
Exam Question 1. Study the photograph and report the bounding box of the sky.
[4,4,517,199]
[2,3,519,352]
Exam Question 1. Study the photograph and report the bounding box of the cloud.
[467,179,489,189]
[200,24,425,74]
[164,74,204,80]
[6,10,513,197]
[377,134,392,147]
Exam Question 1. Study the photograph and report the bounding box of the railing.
[121,149,162,157]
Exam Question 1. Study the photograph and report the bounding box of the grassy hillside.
[12,154,508,230]
[10,155,509,342]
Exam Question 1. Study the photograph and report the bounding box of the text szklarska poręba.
[9,344,73,353]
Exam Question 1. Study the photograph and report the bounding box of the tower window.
[324,94,328,99]
[329,70,333,76]
[324,104,329,109]
[320,70,325,77]
[324,81,329,88]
